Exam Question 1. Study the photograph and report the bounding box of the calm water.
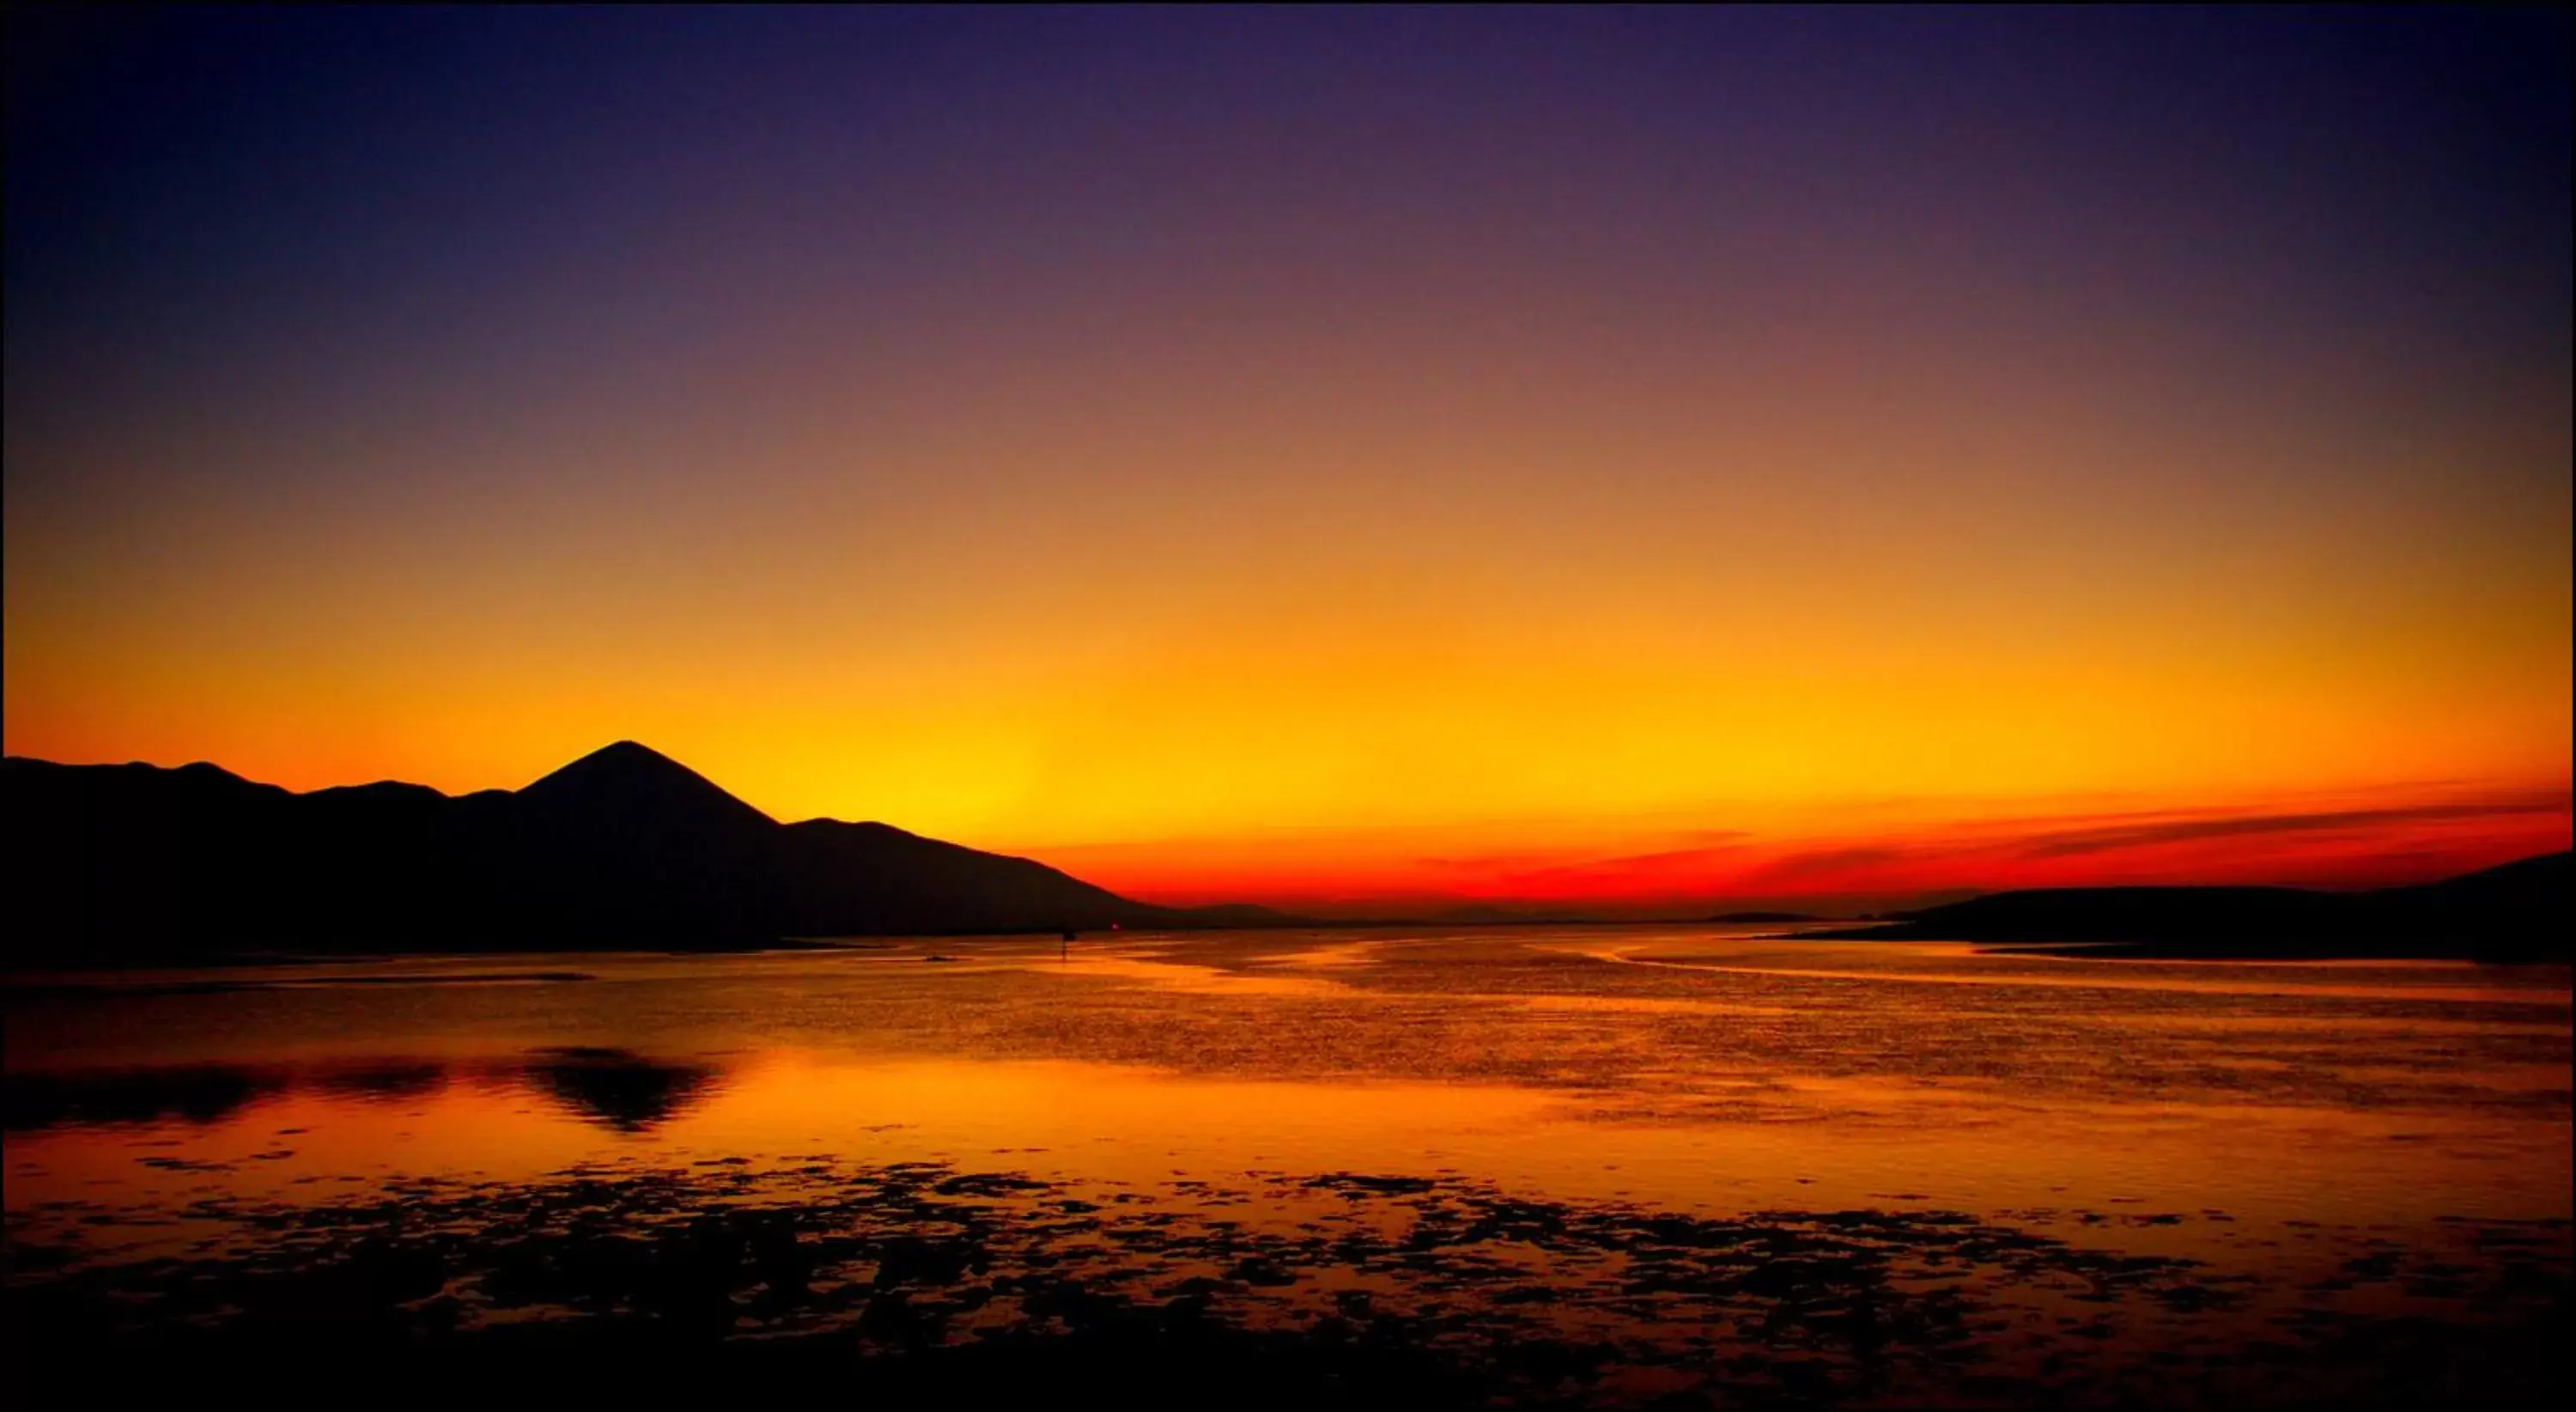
[6,928,2569,1405]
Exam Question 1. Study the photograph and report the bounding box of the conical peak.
[518,741,775,826]
[568,739,681,771]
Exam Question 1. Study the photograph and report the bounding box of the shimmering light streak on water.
[6,928,2567,1405]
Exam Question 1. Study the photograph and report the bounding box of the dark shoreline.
[1797,852,2573,963]
[10,1156,2567,1410]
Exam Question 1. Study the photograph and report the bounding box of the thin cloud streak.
[1036,785,2573,913]
[2014,798,2573,858]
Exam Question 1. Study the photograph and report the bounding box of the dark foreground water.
[5,928,2569,1406]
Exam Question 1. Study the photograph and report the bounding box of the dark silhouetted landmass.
[1,1064,289,1133]
[1425,904,1531,925]
[0,743,1300,967]
[520,1047,725,1133]
[1812,851,2572,960]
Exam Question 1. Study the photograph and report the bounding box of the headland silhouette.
[1816,851,2572,961]
[3,741,2565,966]
[0,741,1291,966]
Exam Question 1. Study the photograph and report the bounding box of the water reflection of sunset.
[11,936,2567,1234]
[9,933,2566,1402]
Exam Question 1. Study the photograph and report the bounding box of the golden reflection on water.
[13,1050,2568,1236]
[10,929,2567,1221]
[6,928,2569,1403]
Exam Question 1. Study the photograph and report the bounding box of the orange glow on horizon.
[1020,784,2574,913]
[6,13,2565,915]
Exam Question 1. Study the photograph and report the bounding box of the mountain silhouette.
[0,744,1295,966]
[519,1047,724,1134]
[517,741,777,831]
[1814,851,2571,960]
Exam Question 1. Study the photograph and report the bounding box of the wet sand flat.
[5,927,2569,1405]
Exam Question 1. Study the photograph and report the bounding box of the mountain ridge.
[6,746,2563,966]
[1810,850,2572,960]
[0,745,1297,967]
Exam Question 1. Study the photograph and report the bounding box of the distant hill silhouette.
[1,742,1297,966]
[1812,852,2572,960]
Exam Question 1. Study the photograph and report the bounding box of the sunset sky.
[6,9,2568,913]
